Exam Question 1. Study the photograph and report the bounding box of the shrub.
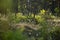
[50,27,60,40]
[0,28,27,40]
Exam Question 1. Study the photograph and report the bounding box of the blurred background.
[0,0,60,40]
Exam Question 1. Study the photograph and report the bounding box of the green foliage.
[0,0,60,40]
[50,27,60,40]
[0,12,60,40]
[16,13,27,23]
[0,28,27,40]
[55,8,59,13]
[54,7,60,16]
[0,20,10,31]
[35,15,45,23]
